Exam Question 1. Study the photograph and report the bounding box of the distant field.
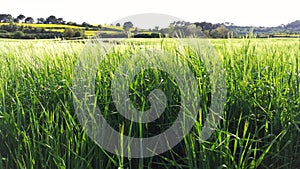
[0,38,299,168]
[0,22,86,29]
[0,23,127,37]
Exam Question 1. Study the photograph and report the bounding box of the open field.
[0,38,299,168]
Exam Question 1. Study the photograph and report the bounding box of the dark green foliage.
[123,21,134,31]
[133,33,165,38]
[64,28,84,39]
[13,31,24,39]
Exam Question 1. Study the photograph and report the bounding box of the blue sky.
[0,0,299,27]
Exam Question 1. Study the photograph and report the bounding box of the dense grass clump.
[0,38,299,168]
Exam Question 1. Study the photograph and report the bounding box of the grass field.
[0,38,299,168]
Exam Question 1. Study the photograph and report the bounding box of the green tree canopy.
[123,21,134,31]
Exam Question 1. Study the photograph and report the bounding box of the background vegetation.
[1,13,300,39]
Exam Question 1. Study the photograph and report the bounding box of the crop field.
[0,23,126,37]
[0,23,87,29]
[0,38,299,168]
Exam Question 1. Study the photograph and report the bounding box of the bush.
[97,33,127,38]
[0,33,12,38]
[64,28,75,38]
[0,29,8,33]
[74,30,83,37]
[133,33,165,38]
[13,31,24,39]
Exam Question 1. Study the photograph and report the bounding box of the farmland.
[0,38,299,168]
[0,22,153,39]
[0,22,132,39]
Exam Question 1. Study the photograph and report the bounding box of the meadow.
[0,38,299,168]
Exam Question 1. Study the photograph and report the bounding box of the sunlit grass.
[0,38,299,168]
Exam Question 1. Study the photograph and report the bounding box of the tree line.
[1,13,300,39]
[0,22,86,39]
[0,14,95,26]
[0,14,101,39]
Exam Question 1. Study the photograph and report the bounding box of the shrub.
[13,31,24,39]
[64,28,75,38]
[0,29,8,33]
[133,33,165,38]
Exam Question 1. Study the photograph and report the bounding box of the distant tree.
[57,18,65,24]
[0,14,13,22]
[209,29,218,38]
[97,24,102,29]
[82,22,91,27]
[66,22,78,26]
[6,14,13,22]
[37,18,45,24]
[116,23,121,27]
[67,21,74,25]
[203,30,210,37]
[25,17,34,23]
[165,23,175,37]
[46,15,57,24]
[209,25,229,38]
[184,24,202,37]
[123,21,134,31]
[13,18,19,23]
[17,14,25,22]
[286,20,300,29]
[194,22,213,31]
[216,25,229,38]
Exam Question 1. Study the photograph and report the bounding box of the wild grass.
[0,38,299,168]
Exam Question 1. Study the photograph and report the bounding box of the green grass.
[0,38,299,168]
